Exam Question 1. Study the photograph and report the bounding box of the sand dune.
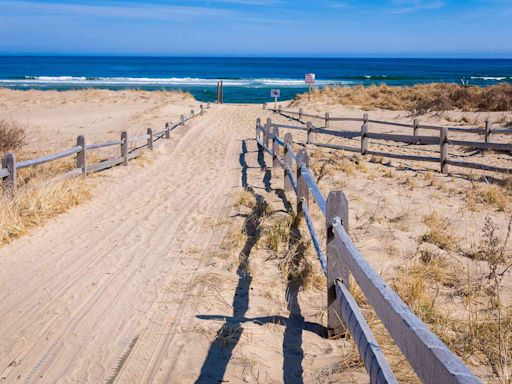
[1,89,511,382]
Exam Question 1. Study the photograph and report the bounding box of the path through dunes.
[0,105,349,383]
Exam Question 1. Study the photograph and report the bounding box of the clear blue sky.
[0,0,511,57]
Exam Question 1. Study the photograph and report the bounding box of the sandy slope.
[0,104,349,383]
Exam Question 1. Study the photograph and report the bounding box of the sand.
[0,91,357,384]
[1,89,511,383]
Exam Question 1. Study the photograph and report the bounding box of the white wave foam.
[0,76,345,87]
[470,76,508,81]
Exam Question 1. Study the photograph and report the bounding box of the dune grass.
[0,118,26,152]
[292,83,512,114]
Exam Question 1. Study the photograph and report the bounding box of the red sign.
[305,73,316,84]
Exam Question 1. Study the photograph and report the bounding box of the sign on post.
[305,73,316,101]
[271,89,281,110]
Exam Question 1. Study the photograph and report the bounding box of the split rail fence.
[263,104,512,175]
[256,118,481,384]
[1,104,209,193]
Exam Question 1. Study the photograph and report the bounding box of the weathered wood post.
[165,122,171,139]
[440,127,449,174]
[2,153,16,193]
[191,109,195,116]
[121,131,128,166]
[256,118,262,152]
[263,102,267,110]
[307,121,313,145]
[147,128,153,150]
[265,118,272,149]
[256,117,261,147]
[77,135,87,176]
[284,132,293,192]
[299,108,303,121]
[326,191,350,337]
[200,105,204,115]
[413,118,420,144]
[325,112,330,128]
[296,149,309,214]
[216,81,220,104]
[361,113,369,155]
[484,118,492,149]
[181,115,185,126]
[272,125,280,169]
[278,105,282,114]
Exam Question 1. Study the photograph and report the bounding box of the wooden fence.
[256,118,481,384]
[1,104,209,194]
[263,105,512,175]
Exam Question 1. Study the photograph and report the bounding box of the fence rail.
[1,104,209,193]
[267,104,512,135]
[265,106,512,175]
[255,118,481,384]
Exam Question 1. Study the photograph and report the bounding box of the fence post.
[361,113,369,155]
[2,152,16,193]
[77,135,87,176]
[296,149,309,214]
[256,117,261,147]
[299,108,303,121]
[147,128,153,150]
[278,105,282,114]
[325,112,330,128]
[307,121,313,144]
[191,109,195,117]
[284,132,293,192]
[413,118,420,144]
[200,105,204,115]
[265,118,272,149]
[165,122,171,139]
[484,118,492,149]
[440,127,449,174]
[326,191,350,337]
[263,102,267,110]
[121,131,128,166]
[272,126,280,168]
[181,115,185,126]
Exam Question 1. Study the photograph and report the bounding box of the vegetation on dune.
[292,83,512,114]
[0,119,94,244]
[0,118,26,153]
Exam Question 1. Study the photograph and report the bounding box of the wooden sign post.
[305,73,315,102]
[270,89,280,110]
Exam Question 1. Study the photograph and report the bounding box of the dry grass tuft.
[264,214,293,252]
[213,320,244,346]
[0,178,91,244]
[292,83,512,114]
[278,241,325,290]
[466,184,508,212]
[0,118,26,153]
[421,211,458,251]
[234,190,256,209]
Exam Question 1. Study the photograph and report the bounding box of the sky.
[0,0,511,57]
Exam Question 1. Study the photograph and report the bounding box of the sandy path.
[0,104,250,383]
[0,104,349,384]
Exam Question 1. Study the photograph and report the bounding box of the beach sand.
[0,89,511,382]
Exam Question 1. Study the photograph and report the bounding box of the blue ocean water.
[0,56,511,103]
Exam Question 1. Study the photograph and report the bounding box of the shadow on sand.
[195,140,326,384]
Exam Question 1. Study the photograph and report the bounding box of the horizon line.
[1,53,512,60]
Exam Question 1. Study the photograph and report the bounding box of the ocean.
[0,56,511,103]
